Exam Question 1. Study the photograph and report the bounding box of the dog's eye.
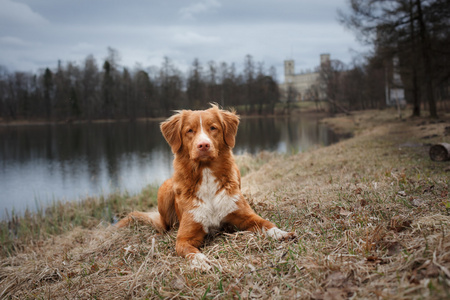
[187,129,193,133]
[210,126,217,131]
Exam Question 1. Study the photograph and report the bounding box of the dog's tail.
[116,211,167,232]
[116,179,177,233]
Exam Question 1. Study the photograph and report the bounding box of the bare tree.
[243,54,255,114]
[158,57,184,115]
[82,55,99,119]
[319,59,346,113]
[186,58,205,109]
[339,0,449,118]
[43,68,54,119]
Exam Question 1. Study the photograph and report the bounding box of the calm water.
[0,116,344,220]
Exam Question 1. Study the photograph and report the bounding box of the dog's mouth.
[197,152,215,161]
[192,149,216,161]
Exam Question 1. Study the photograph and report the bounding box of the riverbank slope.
[1,108,449,299]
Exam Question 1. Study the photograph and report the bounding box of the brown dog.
[117,104,296,269]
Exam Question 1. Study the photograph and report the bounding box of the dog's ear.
[220,110,240,148]
[160,112,182,153]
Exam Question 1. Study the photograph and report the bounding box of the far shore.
[0,107,330,127]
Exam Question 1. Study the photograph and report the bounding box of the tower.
[284,60,294,78]
[320,54,330,65]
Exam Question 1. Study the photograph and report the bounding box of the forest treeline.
[1,0,448,121]
[0,51,279,121]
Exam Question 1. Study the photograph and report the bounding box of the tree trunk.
[409,0,420,117]
[416,0,437,118]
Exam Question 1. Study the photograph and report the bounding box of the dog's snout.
[197,141,210,151]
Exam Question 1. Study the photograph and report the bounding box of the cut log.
[429,143,450,162]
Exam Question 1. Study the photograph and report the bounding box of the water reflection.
[0,116,343,220]
[234,117,340,154]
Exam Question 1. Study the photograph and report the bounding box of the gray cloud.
[0,0,367,81]
[0,0,49,27]
[179,0,222,20]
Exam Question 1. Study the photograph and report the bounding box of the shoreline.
[0,105,330,127]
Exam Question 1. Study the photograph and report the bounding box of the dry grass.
[1,108,449,299]
[0,185,159,257]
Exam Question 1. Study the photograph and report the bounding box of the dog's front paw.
[280,231,298,241]
[265,227,297,241]
[188,253,212,272]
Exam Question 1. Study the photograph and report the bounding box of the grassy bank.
[1,108,449,299]
[0,186,159,257]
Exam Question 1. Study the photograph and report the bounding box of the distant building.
[279,54,330,102]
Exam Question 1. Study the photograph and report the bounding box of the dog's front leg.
[224,203,297,241]
[175,216,210,270]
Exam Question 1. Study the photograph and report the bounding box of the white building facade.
[279,54,330,101]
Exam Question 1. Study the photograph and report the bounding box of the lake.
[0,115,344,220]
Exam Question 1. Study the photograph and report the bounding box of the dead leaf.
[313,287,354,300]
[339,208,352,217]
[366,256,383,265]
[323,288,347,300]
[422,263,440,278]
[410,197,425,207]
[397,191,407,197]
[325,271,347,288]
[354,187,363,195]
[423,185,435,194]
[389,216,412,232]
[171,275,186,290]
[386,241,402,256]
[90,263,99,273]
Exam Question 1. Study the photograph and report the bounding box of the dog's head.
[160,104,239,161]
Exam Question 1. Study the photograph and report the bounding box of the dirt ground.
[1,108,449,299]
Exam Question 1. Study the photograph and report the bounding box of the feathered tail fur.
[116,179,177,232]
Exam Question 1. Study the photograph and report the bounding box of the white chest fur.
[189,168,239,233]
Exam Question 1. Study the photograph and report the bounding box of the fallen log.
[429,143,450,161]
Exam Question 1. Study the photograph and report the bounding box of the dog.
[117,104,296,269]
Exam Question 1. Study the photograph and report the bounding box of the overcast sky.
[0,0,368,81]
